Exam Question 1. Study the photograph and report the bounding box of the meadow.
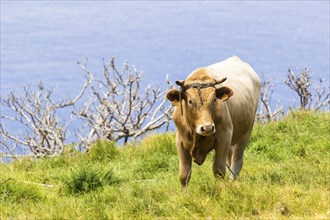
[0,111,329,219]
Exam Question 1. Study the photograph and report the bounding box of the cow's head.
[166,70,233,136]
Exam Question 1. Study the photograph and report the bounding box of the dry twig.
[75,57,173,148]
[0,72,92,157]
[257,79,283,122]
[285,68,329,110]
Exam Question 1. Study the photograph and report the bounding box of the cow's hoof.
[213,172,225,179]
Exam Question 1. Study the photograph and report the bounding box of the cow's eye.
[188,99,193,105]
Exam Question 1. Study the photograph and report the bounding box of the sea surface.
[1,1,329,144]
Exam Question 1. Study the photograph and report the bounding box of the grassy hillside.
[0,111,329,219]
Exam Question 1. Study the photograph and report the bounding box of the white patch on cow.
[196,123,216,136]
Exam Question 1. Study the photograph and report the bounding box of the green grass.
[0,111,329,219]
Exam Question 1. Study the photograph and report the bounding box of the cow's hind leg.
[230,134,250,180]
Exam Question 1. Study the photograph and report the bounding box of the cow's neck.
[192,132,206,149]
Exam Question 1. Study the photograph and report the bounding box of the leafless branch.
[0,72,92,158]
[75,57,173,149]
[284,68,329,110]
[256,79,284,122]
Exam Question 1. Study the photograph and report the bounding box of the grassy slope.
[0,111,329,219]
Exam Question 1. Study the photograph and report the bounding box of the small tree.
[285,68,329,110]
[0,74,92,158]
[257,79,283,122]
[75,57,173,148]
[0,57,173,158]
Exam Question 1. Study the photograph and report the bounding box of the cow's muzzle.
[196,123,215,136]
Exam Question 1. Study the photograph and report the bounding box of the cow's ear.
[166,89,180,102]
[166,89,185,105]
[216,87,234,101]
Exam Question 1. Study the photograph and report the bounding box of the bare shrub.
[257,79,284,122]
[285,68,329,110]
[75,57,173,149]
[0,57,173,158]
[0,75,92,158]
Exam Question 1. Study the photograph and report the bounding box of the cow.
[166,55,261,189]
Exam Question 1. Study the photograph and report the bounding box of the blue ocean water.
[1,1,329,144]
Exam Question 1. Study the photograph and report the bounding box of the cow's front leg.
[213,133,231,178]
[177,139,192,190]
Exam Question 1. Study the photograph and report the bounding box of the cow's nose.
[197,123,215,135]
[201,124,215,132]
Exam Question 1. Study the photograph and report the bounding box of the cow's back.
[208,55,261,144]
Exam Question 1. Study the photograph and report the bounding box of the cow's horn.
[215,77,227,85]
[175,80,185,87]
